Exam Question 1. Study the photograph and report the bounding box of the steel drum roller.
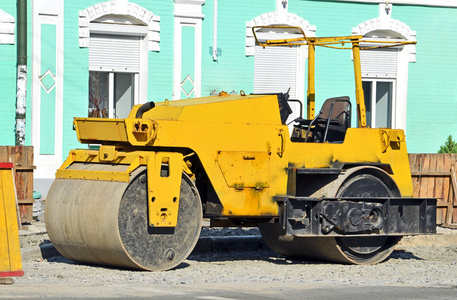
[45,163,202,271]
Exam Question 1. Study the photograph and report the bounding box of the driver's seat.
[296,96,351,143]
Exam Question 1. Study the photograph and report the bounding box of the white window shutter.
[360,48,398,78]
[254,45,304,130]
[254,45,298,98]
[89,34,140,73]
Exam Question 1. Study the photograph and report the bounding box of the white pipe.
[212,0,218,61]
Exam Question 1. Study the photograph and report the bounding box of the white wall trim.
[245,11,316,56]
[352,18,416,63]
[173,0,204,100]
[31,0,64,179]
[79,0,160,51]
[327,0,457,8]
[0,9,15,44]
[174,0,205,18]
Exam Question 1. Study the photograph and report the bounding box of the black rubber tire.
[259,167,402,265]
[333,170,401,264]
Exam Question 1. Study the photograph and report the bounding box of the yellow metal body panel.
[139,94,282,124]
[287,128,413,197]
[149,119,288,217]
[216,151,270,189]
[0,166,23,276]
[74,118,129,144]
[66,93,415,220]
[147,152,183,227]
[75,118,157,146]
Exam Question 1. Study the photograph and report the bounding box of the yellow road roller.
[45,27,436,271]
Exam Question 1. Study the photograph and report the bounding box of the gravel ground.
[11,226,457,290]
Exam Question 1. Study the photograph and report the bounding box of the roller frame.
[56,149,187,227]
[276,195,437,237]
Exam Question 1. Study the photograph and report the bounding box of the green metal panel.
[39,23,56,155]
[181,26,195,99]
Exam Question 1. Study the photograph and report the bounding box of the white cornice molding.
[325,0,457,8]
[79,0,161,51]
[0,9,15,44]
[246,11,316,56]
[173,0,205,18]
[353,4,416,63]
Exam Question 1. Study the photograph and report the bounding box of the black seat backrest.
[319,96,351,126]
[307,96,351,143]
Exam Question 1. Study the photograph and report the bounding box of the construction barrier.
[0,162,24,279]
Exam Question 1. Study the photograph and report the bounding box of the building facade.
[1,0,456,196]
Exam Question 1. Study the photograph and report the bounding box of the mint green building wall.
[61,1,90,157]
[0,0,33,146]
[2,1,453,157]
[285,1,457,153]
[289,1,374,111]
[0,38,17,145]
[199,1,376,120]
[394,5,457,153]
[147,1,174,103]
[200,1,275,96]
[199,1,457,153]
[0,3,16,145]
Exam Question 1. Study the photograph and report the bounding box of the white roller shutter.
[360,48,398,78]
[254,45,298,98]
[89,34,140,73]
[254,45,303,130]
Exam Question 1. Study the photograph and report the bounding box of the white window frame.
[89,25,147,106]
[80,0,161,105]
[89,72,138,118]
[363,78,397,128]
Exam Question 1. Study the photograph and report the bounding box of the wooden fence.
[409,153,457,225]
[0,146,35,223]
